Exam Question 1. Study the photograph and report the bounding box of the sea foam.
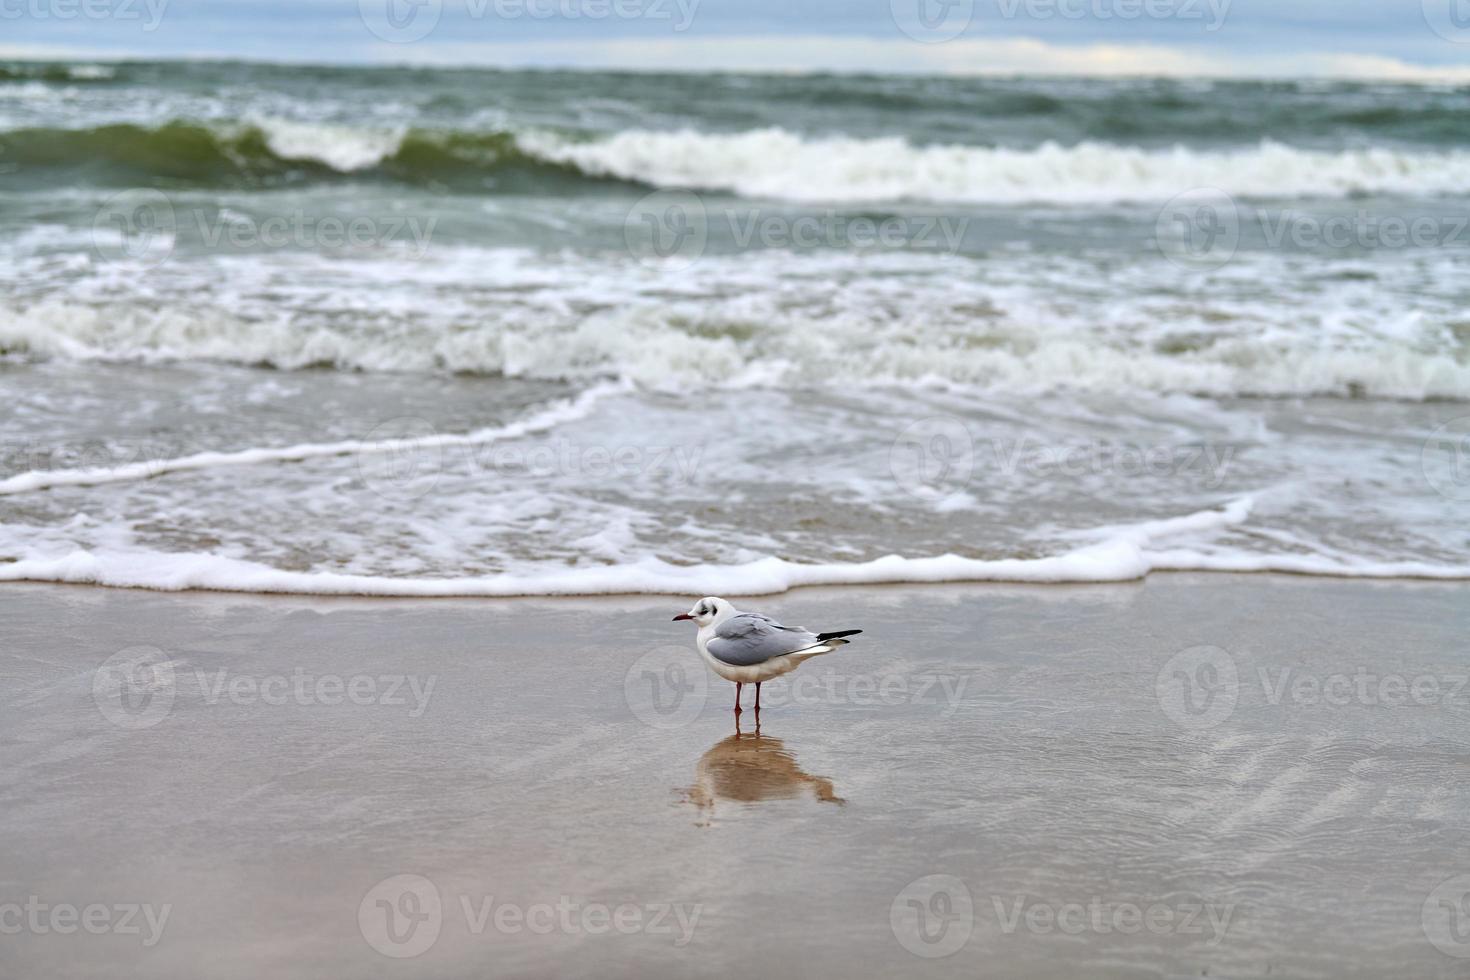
[3,495,1467,595]
[522,128,1470,203]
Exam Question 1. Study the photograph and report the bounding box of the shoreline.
[1,564,1468,603]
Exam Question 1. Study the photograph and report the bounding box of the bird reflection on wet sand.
[683,718,843,821]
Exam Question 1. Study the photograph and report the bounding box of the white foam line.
[0,380,631,496]
[524,129,1470,204]
[6,494,1466,595]
[5,536,1468,596]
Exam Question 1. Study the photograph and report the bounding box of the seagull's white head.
[672,596,735,628]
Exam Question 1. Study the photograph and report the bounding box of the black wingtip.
[816,629,863,641]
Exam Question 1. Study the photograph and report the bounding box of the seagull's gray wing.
[706,613,821,667]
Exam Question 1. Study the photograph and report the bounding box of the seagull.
[672,597,862,714]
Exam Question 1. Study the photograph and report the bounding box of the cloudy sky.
[4,0,1470,78]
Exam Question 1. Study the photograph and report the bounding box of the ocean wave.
[0,62,116,83]
[0,381,628,496]
[3,496,1467,595]
[4,296,1467,401]
[5,117,1470,202]
[526,128,1470,203]
[0,119,583,188]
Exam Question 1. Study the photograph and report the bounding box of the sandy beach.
[2,22,1469,980]
[3,574,1467,979]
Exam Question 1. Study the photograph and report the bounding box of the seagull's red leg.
[734,682,743,714]
[755,682,761,712]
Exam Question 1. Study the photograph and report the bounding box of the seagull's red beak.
[672,613,693,621]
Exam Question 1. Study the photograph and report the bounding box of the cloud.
[358,34,1470,81]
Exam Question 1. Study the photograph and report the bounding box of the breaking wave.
[5,117,1470,202]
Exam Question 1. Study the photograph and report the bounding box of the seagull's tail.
[788,630,863,661]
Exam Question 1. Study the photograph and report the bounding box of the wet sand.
[2,575,1468,978]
